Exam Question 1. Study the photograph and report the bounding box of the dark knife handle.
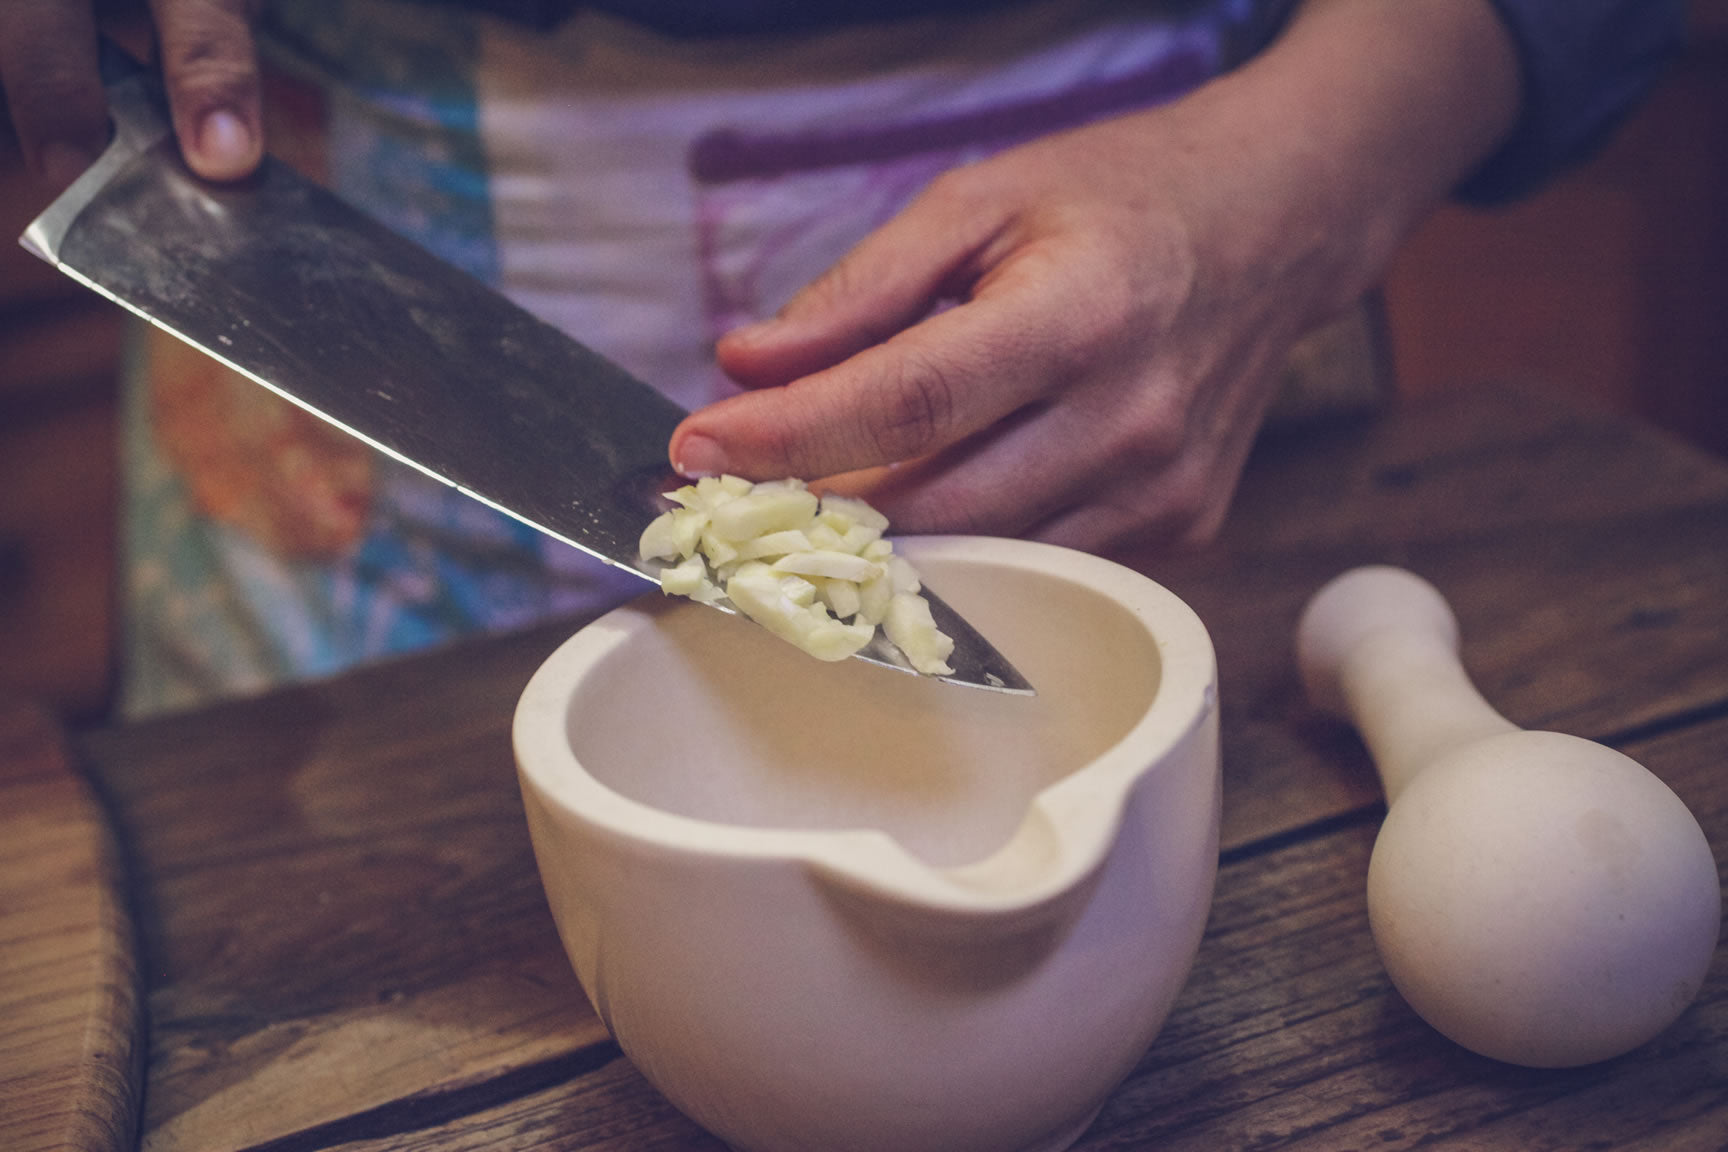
[97,36,170,142]
[98,36,151,86]
[94,35,172,156]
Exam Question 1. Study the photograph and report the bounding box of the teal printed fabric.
[122,0,644,715]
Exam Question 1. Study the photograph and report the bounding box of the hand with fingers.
[684,104,1300,555]
[671,0,1523,557]
[0,0,263,190]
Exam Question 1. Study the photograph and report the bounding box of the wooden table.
[10,381,1728,1150]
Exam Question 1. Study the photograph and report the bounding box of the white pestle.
[1296,565,1721,1068]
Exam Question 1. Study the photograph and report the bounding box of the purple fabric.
[401,0,1684,201]
[687,47,1215,185]
[1460,0,1686,202]
[392,0,1030,35]
[685,35,1220,346]
[581,0,1026,37]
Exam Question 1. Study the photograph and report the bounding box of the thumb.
[156,0,264,182]
[673,285,1044,483]
[674,337,951,483]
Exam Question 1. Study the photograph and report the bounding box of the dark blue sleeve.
[1459,0,1687,203]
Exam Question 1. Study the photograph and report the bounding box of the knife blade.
[21,50,1033,695]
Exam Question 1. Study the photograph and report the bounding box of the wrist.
[1189,0,1521,322]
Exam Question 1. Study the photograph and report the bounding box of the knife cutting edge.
[21,45,1034,695]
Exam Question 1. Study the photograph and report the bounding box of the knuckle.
[170,49,255,96]
[1021,240,1185,391]
[1079,429,1218,550]
[1069,215,1198,338]
[1174,507,1228,550]
[1068,239,1140,318]
[787,255,873,333]
[742,416,806,479]
[1161,478,1213,535]
[1117,399,1187,463]
[156,1,257,83]
[869,352,958,461]
[919,163,985,210]
[1160,466,1229,550]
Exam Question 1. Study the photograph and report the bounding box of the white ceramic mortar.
[514,536,1220,1152]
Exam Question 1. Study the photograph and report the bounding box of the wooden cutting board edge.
[0,696,143,1152]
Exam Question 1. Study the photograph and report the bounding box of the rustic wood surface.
[0,697,142,1152]
[308,714,1728,1152]
[55,381,1728,1151]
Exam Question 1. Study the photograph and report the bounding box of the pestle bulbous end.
[1367,730,1722,1067]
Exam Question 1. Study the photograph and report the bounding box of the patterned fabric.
[368,0,1686,203]
[119,0,1682,714]
[119,0,1242,715]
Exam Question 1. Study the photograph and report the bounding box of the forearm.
[1169,0,1522,323]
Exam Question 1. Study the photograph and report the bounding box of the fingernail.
[41,142,99,190]
[197,110,253,171]
[674,434,727,478]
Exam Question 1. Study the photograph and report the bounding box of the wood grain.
[1135,382,1728,848]
[66,382,1728,1152]
[301,711,1728,1152]
[75,632,608,1152]
[0,697,142,1152]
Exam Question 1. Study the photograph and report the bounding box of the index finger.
[150,0,262,181]
[673,293,1056,483]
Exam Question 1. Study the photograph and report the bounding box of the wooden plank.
[75,628,607,1152]
[0,697,142,1152]
[1216,382,1728,549]
[1141,382,1728,848]
[327,704,1728,1152]
[1082,704,1728,1152]
[1158,494,1728,852]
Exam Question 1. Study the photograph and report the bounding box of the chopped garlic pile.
[638,475,955,675]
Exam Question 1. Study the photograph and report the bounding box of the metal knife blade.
[21,56,1033,694]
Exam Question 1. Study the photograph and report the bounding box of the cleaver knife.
[22,47,1032,694]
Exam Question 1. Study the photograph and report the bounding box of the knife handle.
[98,36,148,86]
[94,35,171,150]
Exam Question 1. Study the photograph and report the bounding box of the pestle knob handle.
[1296,565,1516,804]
